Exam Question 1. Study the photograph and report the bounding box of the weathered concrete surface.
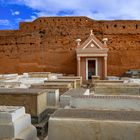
[0,106,25,123]
[0,17,140,76]
[46,89,59,108]
[16,125,38,140]
[92,83,140,95]
[0,82,21,88]
[92,80,124,84]
[58,76,82,87]
[70,95,140,111]
[0,106,38,140]
[44,79,77,88]
[28,72,51,78]
[30,82,72,95]
[0,74,18,80]
[0,114,31,138]
[0,89,47,117]
[48,109,140,140]
[60,88,90,108]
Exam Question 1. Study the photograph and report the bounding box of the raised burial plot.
[44,79,77,88]
[70,95,140,111]
[92,80,124,84]
[31,82,72,95]
[0,81,21,88]
[28,72,58,80]
[60,88,90,108]
[58,76,82,87]
[0,106,39,140]
[46,89,59,108]
[0,88,47,123]
[0,74,18,81]
[48,109,140,140]
[28,72,51,78]
[92,83,140,95]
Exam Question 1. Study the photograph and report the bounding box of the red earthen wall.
[0,17,140,76]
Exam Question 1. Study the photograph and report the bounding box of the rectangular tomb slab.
[0,106,38,140]
[48,109,140,140]
[44,79,77,88]
[0,89,47,118]
[0,74,18,81]
[60,88,90,108]
[46,89,59,108]
[15,125,38,140]
[50,109,140,121]
[70,95,140,111]
[58,76,82,87]
[0,114,31,138]
[28,72,51,78]
[30,82,72,95]
[0,106,25,123]
[92,80,124,84]
[28,72,58,80]
[0,82,21,88]
[92,83,140,95]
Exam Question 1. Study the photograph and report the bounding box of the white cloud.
[7,0,140,19]
[24,15,37,22]
[0,19,10,25]
[16,15,37,23]
[11,10,20,16]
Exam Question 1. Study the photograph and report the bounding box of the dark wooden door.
[88,60,96,79]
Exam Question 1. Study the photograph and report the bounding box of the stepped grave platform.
[0,106,39,140]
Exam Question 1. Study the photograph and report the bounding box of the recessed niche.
[122,26,125,29]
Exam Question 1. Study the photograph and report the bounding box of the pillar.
[77,57,81,76]
[104,56,107,79]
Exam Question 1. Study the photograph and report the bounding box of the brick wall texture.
[0,16,140,76]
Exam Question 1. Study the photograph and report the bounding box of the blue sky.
[0,0,140,29]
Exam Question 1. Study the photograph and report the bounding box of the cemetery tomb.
[0,88,47,123]
[0,106,39,140]
[48,109,140,140]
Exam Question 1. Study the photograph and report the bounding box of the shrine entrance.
[76,30,108,80]
[86,59,97,80]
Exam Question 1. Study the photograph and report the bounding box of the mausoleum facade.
[76,30,108,80]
